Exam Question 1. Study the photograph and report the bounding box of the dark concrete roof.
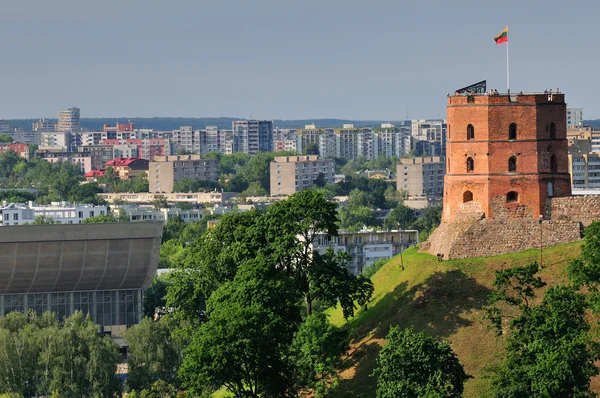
[0,222,162,294]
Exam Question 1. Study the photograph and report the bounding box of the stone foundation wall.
[423,195,600,259]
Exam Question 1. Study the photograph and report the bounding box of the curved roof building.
[0,222,162,336]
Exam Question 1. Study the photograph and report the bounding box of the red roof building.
[105,158,149,180]
[84,169,107,181]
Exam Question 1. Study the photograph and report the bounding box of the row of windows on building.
[458,122,558,141]
[462,183,555,205]
[464,155,558,173]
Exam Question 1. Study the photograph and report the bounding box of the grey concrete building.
[270,155,335,196]
[397,156,445,198]
[0,222,162,337]
[149,154,219,193]
[233,120,273,154]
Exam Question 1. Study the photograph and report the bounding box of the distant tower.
[443,92,571,222]
[57,107,80,132]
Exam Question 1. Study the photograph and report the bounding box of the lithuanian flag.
[494,26,508,44]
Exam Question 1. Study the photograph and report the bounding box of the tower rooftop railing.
[448,92,565,105]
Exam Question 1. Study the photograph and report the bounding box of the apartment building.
[411,119,447,156]
[57,107,80,132]
[110,204,203,224]
[32,119,56,132]
[105,158,149,180]
[232,120,273,154]
[0,143,30,160]
[13,129,41,145]
[172,126,200,154]
[0,202,108,226]
[149,155,219,193]
[311,229,419,275]
[397,156,445,198]
[270,155,335,196]
[569,138,600,192]
[335,124,358,160]
[567,107,584,128]
[36,149,92,173]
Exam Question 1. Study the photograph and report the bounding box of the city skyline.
[0,0,596,120]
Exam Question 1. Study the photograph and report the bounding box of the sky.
[0,0,597,120]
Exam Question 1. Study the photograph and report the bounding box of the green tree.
[348,188,369,207]
[82,214,119,223]
[568,220,600,288]
[152,197,168,210]
[240,181,268,197]
[0,134,13,143]
[31,215,60,224]
[385,203,415,230]
[172,178,200,193]
[179,259,302,397]
[374,327,469,398]
[490,286,599,397]
[289,312,348,396]
[124,317,183,391]
[143,276,169,318]
[303,142,319,155]
[338,205,377,232]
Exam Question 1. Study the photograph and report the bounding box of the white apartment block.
[411,119,447,156]
[57,107,80,132]
[173,126,200,154]
[32,119,56,132]
[311,229,419,275]
[270,155,335,196]
[110,205,203,224]
[13,129,41,145]
[0,202,108,226]
[567,107,584,128]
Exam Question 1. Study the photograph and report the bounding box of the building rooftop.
[85,169,107,178]
[105,158,144,167]
[448,92,565,106]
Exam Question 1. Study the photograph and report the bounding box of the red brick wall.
[444,93,569,222]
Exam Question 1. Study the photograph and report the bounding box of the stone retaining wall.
[423,195,600,259]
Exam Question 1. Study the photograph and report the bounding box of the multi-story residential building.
[273,128,297,153]
[32,118,56,132]
[0,120,10,133]
[110,204,203,224]
[79,144,115,170]
[13,129,41,145]
[105,158,149,180]
[397,156,445,198]
[567,107,584,128]
[102,139,171,161]
[372,124,412,158]
[98,191,237,204]
[411,119,447,156]
[172,126,199,154]
[36,149,92,173]
[335,124,358,160]
[201,126,220,154]
[112,143,139,159]
[569,137,600,192]
[103,123,135,132]
[148,155,219,193]
[0,143,30,159]
[311,229,419,275]
[270,155,335,196]
[0,202,108,226]
[232,120,273,154]
[356,128,375,160]
[57,107,80,132]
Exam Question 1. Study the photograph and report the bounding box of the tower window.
[466,157,474,173]
[467,124,475,140]
[549,122,557,139]
[506,191,519,203]
[550,155,558,172]
[508,156,517,172]
[509,123,517,140]
[463,191,473,203]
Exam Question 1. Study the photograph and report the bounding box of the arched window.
[466,157,474,173]
[508,156,517,172]
[548,182,554,197]
[506,191,519,203]
[550,154,558,172]
[550,122,557,139]
[509,123,517,140]
[463,191,473,203]
[467,124,475,140]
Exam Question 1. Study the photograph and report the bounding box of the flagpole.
[506,25,510,94]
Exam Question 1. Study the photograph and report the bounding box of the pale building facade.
[148,155,219,193]
[397,156,445,198]
[270,155,335,196]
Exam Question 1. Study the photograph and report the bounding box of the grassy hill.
[327,241,584,397]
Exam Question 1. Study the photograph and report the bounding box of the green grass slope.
[328,241,583,398]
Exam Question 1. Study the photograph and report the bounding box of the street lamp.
[539,215,543,268]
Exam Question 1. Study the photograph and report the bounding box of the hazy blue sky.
[0,0,596,120]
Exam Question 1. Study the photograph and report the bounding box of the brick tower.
[443,92,571,222]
